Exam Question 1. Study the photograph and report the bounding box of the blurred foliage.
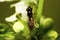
[0,0,59,40]
[0,16,59,40]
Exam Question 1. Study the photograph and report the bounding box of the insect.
[26,6,34,30]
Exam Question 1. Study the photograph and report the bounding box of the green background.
[42,0,60,33]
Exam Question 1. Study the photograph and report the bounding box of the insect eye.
[26,6,32,11]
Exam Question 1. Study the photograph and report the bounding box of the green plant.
[0,0,59,40]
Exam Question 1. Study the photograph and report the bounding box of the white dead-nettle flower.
[5,1,28,22]
[5,0,38,22]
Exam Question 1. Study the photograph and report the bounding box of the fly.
[26,6,34,30]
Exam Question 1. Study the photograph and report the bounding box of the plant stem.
[36,0,44,24]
